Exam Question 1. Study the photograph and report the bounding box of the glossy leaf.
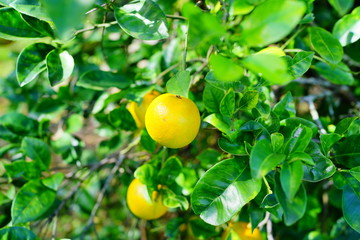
[21,137,51,170]
[336,135,360,168]
[288,152,315,166]
[342,175,360,233]
[0,227,37,240]
[275,174,307,226]
[285,125,313,154]
[114,0,168,40]
[242,54,292,85]
[42,172,64,191]
[109,106,137,131]
[0,7,45,40]
[239,90,258,110]
[320,133,342,156]
[158,156,182,185]
[239,0,305,47]
[250,139,285,179]
[220,89,235,117]
[163,188,189,210]
[10,0,50,21]
[280,117,318,138]
[16,43,55,87]
[11,180,56,224]
[329,0,354,16]
[4,160,41,180]
[280,161,304,201]
[218,137,247,156]
[0,112,38,141]
[303,141,336,182]
[203,113,233,139]
[46,49,74,86]
[333,7,360,46]
[271,133,284,153]
[78,70,132,90]
[289,51,314,79]
[191,158,261,225]
[209,55,243,82]
[335,117,358,135]
[203,84,225,113]
[309,27,343,65]
[273,92,296,120]
[205,71,244,91]
[166,70,191,98]
[314,62,354,85]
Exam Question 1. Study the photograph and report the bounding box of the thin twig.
[80,137,140,238]
[51,215,57,240]
[305,97,327,134]
[182,23,189,70]
[166,15,186,21]
[266,218,274,240]
[258,212,271,230]
[74,21,118,36]
[80,154,125,238]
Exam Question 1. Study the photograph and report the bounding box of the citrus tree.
[0,0,360,239]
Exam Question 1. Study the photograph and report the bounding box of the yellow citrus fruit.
[127,90,160,129]
[257,46,285,57]
[126,178,168,220]
[225,222,263,240]
[145,93,201,149]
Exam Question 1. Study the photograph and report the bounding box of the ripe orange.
[222,222,263,240]
[145,93,200,149]
[126,178,168,220]
[127,90,160,129]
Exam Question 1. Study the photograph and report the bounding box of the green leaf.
[182,3,226,49]
[42,172,64,191]
[0,7,45,40]
[303,141,336,182]
[114,0,168,40]
[11,180,56,224]
[197,148,221,168]
[280,161,304,201]
[10,0,50,21]
[285,125,313,154]
[163,188,189,210]
[336,135,360,168]
[273,92,296,120]
[280,117,318,138]
[166,70,191,98]
[242,54,292,85]
[289,51,314,79]
[21,137,51,171]
[335,117,358,135]
[333,7,360,46]
[271,133,284,153]
[134,163,157,190]
[20,14,54,38]
[46,49,74,86]
[314,62,354,85]
[250,139,286,179]
[109,106,137,131]
[328,0,354,16]
[140,129,156,153]
[239,90,259,110]
[188,217,218,239]
[209,55,243,82]
[239,0,306,47]
[342,177,360,233]
[275,174,307,226]
[192,158,261,225]
[158,156,182,186]
[203,84,224,113]
[4,161,41,180]
[0,226,37,240]
[0,112,38,139]
[205,71,244,91]
[78,70,132,90]
[218,137,247,156]
[220,89,235,117]
[309,27,344,65]
[16,43,55,87]
[288,152,315,166]
[203,113,233,139]
[349,167,360,182]
[41,0,95,40]
[320,133,342,156]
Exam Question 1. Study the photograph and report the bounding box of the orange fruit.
[222,222,263,240]
[145,93,200,149]
[126,178,168,220]
[127,90,160,128]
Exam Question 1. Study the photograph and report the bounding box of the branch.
[303,96,327,134]
[74,21,118,36]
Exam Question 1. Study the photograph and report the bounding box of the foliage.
[0,0,360,239]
